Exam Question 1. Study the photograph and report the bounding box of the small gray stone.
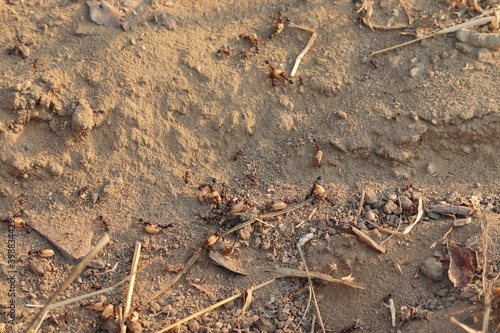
[383,201,398,214]
[127,321,143,333]
[336,110,348,119]
[400,195,413,209]
[364,189,378,206]
[436,288,448,297]
[426,163,436,175]
[363,210,376,221]
[421,258,444,282]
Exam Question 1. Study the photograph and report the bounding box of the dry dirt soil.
[0,0,499,332]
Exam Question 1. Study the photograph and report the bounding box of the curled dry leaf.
[209,250,250,275]
[87,1,123,29]
[447,240,475,288]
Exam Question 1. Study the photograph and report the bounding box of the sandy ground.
[0,0,499,332]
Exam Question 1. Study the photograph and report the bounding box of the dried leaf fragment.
[87,1,123,29]
[209,250,250,275]
[447,240,474,288]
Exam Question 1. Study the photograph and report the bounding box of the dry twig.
[351,226,387,254]
[0,0,20,21]
[155,279,276,333]
[288,23,317,77]
[297,243,326,333]
[27,234,111,333]
[120,242,142,333]
[369,10,498,57]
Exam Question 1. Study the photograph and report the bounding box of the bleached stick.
[121,242,142,332]
[288,23,317,77]
[155,279,276,333]
[369,15,495,57]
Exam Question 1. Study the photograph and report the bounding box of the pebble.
[400,195,413,209]
[426,163,436,175]
[420,258,444,282]
[383,201,398,214]
[71,99,94,132]
[127,321,143,333]
[330,139,348,152]
[364,189,378,206]
[336,110,348,119]
[436,288,448,297]
[363,210,376,221]
[410,64,423,77]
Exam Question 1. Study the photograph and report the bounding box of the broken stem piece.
[27,234,111,333]
[297,244,326,333]
[369,15,495,57]
[351,226,387,254]
[121,242,142,333]
[155,279,276,333]
[403,197,423,234]
[0,0,20,21]
[288,23,317,77]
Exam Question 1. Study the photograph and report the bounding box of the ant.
[341,322,362,333]
[32,58,41,71]
[184,171,191,184]
[8,36,32,59]
[98,216,110,232]
[234,149,244,161]
[217,45,231,58]
[240,51,250,61]
[266,61,293,85]
[246,175,259,185]
[17,194,26,206]
[313,139,323,167]
[269,12,288,39]
[239,33,260,49]
[383,292,393,304]
[139,218,173,234]
[298,75,304,86]
[28,249,54,258]
[370,59,378,68]
[77,185,90,198]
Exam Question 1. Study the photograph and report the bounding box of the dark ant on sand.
[8,36,32,59]
[313,139,323,167]
[98,215,110,232]
[266,61,293,86]
[217,45,231,58]
[269,12,288,39]
[234,149,244,161]
[184,171,191,184]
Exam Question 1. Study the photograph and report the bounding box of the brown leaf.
[447,240,474,288]
[87,1,123,29]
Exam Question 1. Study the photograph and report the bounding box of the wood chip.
[431,204,473,217]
